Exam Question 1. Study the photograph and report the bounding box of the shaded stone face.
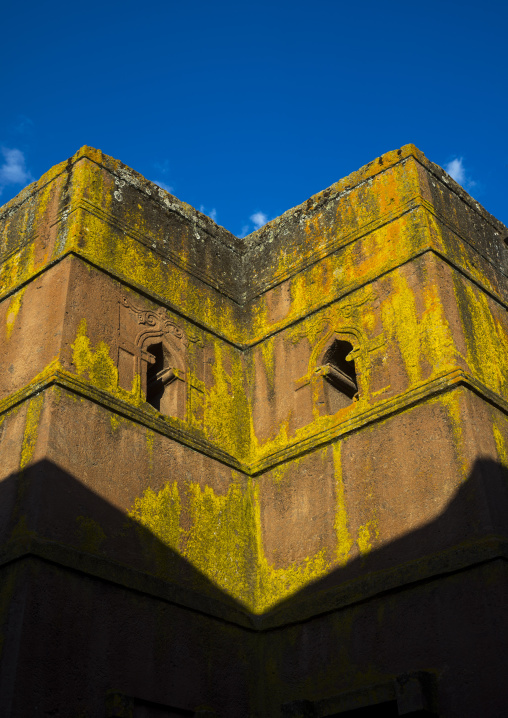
[1,145,508,716]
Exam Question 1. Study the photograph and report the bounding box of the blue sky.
[1,0,507,235]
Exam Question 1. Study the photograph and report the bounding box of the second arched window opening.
[146,342,176,412]
[321,339,358,413]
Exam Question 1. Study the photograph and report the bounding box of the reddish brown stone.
[1,145,508,716]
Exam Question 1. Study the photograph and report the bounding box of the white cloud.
[238,211,270,237]
[153,179,174,193]
[199,205,218,222]
[444,156,476,190]
[445,157,465,184]
[0,147,33,195]
[152,160,173,193]
[250,211,268,230]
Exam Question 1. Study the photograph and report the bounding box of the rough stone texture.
[1,144,508,716]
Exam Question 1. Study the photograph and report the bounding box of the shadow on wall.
[270,453,508,617]
[1,457,508,716]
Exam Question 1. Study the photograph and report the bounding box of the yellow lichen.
[420,277,461,373]
[357,519,378,557]
[0,243,35,301]
[129,481,182,552]
[7,144,507,630]
[252,479,331,613]
[333,442,354,565]
[72,319,118,392]
[383,271,420,386]
[69,158,243,344]
[455,280,508,396]
[127,470,338,613]
[203,342,251,460]
[185,478,256,606]
[255,547,330,615]
[493,422,508,467]
[6,286,26,339]
[109,413,125,431]
[69,320,144,409]
[20,394,44,469]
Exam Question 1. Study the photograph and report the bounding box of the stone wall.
[0,144,507,716]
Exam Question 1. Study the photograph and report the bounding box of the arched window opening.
[146,342,175,411]
[317,339,358,415]
[322,339,357,399]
